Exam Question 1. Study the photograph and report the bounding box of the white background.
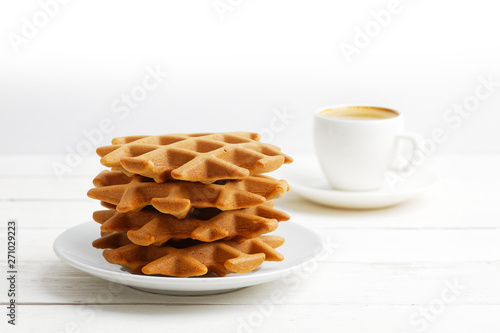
[1,0,499,158]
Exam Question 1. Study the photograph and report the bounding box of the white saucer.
[280,156,440,210]
[53,221,322,296]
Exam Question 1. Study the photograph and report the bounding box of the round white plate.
[280,156,440,209]
[53,221,322,296]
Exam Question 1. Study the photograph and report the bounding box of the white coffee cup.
[314,105,420,191]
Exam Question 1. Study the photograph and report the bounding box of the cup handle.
[392,132,422,172]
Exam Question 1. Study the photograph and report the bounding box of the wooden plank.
[2,304,500,333]
[4,260,499,306]
[4,228,500,263]
[0,201,99,229]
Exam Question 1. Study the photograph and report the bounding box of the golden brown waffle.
[92,231,132,249]
[96,132,293,183]
[92,201,289,246]
[99,235,285,277]
[87,170,289,219]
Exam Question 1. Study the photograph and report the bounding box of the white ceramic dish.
[280,156,440,209]
[53,221,322,296]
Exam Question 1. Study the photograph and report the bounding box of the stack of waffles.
[87,132,293,277]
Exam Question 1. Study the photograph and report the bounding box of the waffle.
[92,231,132,249]
[96,132,293,183]
[99,235,285,277]
[92,201,289,246]
[87,170,289,219]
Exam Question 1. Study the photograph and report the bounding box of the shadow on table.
[276,191,423,216]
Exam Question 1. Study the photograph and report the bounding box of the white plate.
[280,156,440,210]
[53,221,322,296]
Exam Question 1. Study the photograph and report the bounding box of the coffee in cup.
[319,106,398,120]
[314,105,420,191]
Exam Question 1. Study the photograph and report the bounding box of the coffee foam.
[320,106,398,120]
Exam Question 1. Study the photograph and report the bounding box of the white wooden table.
[1,154,500,332]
